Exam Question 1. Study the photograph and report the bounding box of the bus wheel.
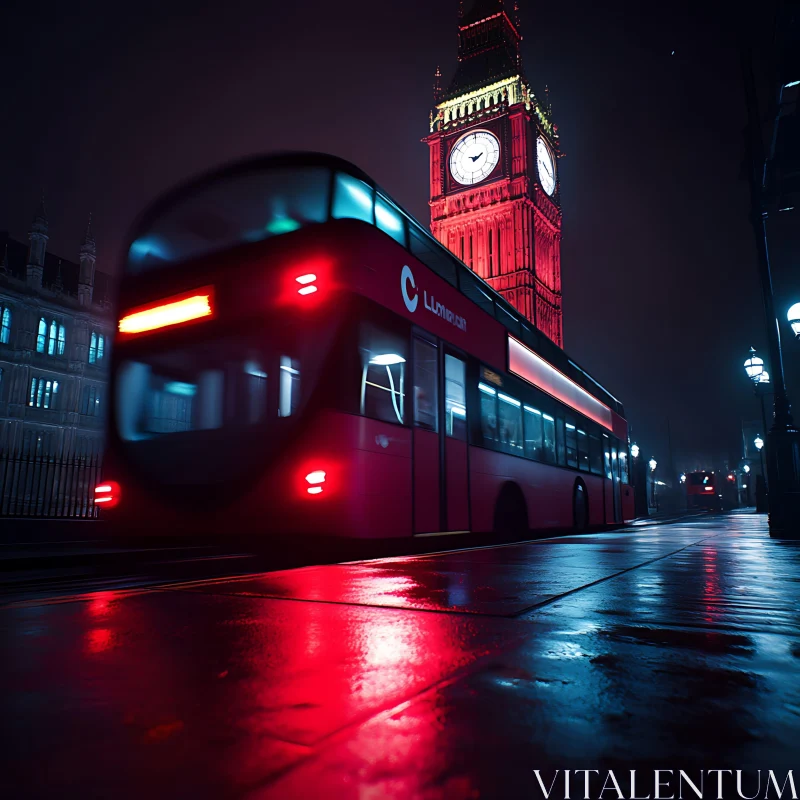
[493,482,529,537]
[573,481,589,533]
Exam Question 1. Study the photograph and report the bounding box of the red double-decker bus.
[98,153,634,537]
[685,471,721,510]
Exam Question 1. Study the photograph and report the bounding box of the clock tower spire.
[425,0,563,347]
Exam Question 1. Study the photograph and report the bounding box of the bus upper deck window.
[126,167,329,273]
[375,194,406,246]
[333,173,374,225]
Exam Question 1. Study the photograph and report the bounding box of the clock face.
[537,137,556,196]
[449,130,501,186]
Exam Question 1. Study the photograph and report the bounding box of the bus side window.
[523,404,543,460]
[413,338,438,431]
[542,413,557,464]
[589,434,604,475]
[577,428,590,472]
[444,354,467,440]
[556,415,566,466]
[619,447,629,484]
[497,391,523,455]
[360,324,407,425]
[333,173,374,224]
[603,435,612,478]
[564,418,578,468]
[478,382,498,444]
[278,356,300,418]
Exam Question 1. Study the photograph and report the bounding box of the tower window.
[497,228,502,273]
[469,234,473,266]
[488,229,494,276]
[460,235,465,260]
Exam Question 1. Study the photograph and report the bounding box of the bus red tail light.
[295,274,318,295]
[95,481,121,509]
[118,286,214,336]
[305,470,326,496]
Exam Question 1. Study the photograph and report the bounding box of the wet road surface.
[2,512,798,798]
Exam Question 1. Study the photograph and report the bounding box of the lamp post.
[630,443,648,517]
[743,348,772,484]
[742,32,800,536]
[789,303,800,341]
[649,458,658,511]
[754,434,768,511]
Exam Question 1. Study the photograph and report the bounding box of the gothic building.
[0,200,114,464]
[426,0,564,346]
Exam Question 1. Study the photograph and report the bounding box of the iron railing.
[0,448,102,518]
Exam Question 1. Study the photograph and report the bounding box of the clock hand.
[469,152,484,162]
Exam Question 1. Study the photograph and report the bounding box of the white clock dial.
[449,130,501,186]
[537,137,556,196]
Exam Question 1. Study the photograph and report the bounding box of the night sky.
[2,0,797,474]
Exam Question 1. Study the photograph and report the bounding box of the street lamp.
[743,348,771,473]
[631,443,640,459]
[788,303,800,341]
[755,436,764,451]
[649,458,657,473]
[680,473,686,484]
[744,346,765,380]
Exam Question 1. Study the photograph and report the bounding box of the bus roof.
[125,151,624,418]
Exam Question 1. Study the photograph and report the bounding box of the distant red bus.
[686,471,721,510]
[98,153,634,537]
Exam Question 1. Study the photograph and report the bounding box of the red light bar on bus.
[118,286,214,336]
[508,336,613,432]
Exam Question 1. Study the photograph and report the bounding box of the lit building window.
[83,385,101,416]
[38,318,65,356]
[28,376,59,409]
[89,331,105,364]
[0,307,11,344]
[36,318,47,353]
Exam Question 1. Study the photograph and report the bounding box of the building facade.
[0,201,114,513]
[425,0,564,346]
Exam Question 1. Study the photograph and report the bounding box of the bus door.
[611,443,622,523]
[442,352,469,532]
[411,338,469,534]
[412,337,440,533]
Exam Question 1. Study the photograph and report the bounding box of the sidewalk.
[2,512,798,799]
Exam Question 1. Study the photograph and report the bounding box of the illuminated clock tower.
[426,0,563,346]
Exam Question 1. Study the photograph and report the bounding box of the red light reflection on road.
[701,547,721,624]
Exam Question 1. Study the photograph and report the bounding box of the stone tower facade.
[425,0,563,346]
